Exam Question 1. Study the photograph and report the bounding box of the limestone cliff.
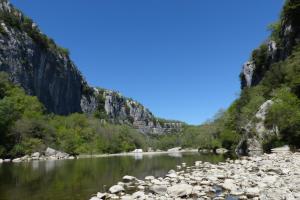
[236,100,279,156]
[237,0,300,154]
[240,0,300,89]
[0,0,182,134]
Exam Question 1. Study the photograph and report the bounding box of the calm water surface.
[0,152,229,200]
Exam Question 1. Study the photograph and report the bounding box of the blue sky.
[11,0,284,125]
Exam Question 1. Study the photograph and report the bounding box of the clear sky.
[11,0,284,125]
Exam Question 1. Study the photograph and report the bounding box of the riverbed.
[0,152,228,200]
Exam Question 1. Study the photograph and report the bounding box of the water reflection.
[0,152,227,200]
[168,152,182,157]
[132,153,143,160]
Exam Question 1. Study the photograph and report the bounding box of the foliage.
[281,0,300,24]
[0,7,70,56]
[94,90,108,120]
[268,21,281,43]
[251,44,270,81]
[262,135,285,152]
[0,72,149,157]
[266,87,300,147]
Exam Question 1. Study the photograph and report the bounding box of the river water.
[0,152,229,200]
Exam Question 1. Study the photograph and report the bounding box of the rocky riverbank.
[79,149,199,159]
[0,147,74,163]
[89,150,300,200]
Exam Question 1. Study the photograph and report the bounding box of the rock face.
[0,0,88,115]
[238,1,300,153]
[0,0,182,135]
[242,61,256,88]
[240,1,300,89]
[92,88,183,134]
[236,100,279,156]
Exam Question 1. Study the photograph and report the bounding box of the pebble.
[89,151,300,200]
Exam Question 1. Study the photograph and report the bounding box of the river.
[0,152,229,200]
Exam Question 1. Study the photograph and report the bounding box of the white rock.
[3,159,11,162]
[151,179,162,185]
[166,173,177,178]
[12,158,22,163]
[120,195,133,200]
[271,145,290,153]
[132,149,143,153]
[137,185,145,191]
[96,192,107,199]
[243,61,255,87]
[222,179,237,191]
[145,176,155,181]
[167,147,181,152]
[216,148,228,154]
[262,175,277,185]
[132,191,145,199]
[31,152,40,158]
[167,184,193,197]
[195,161,202,167]
[0,159,3,163]
[245,187,260,197]
[45,147,56,156]
[149,185,167,194]
[89,197,100,200]
[109,185,124,194]
[123,175,136,182]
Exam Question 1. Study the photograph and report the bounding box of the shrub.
[268,21,281,43]
[266,87,300,147]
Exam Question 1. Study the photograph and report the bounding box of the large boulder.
[271,145,290,153]
[132,149,143,153]
[167,184,193,197]
[149,185,167,195]
[45,147,69,159]
[12,158,22,163]
[236,100,278,156]
[167,147,182,152]
[45,147,57,157]
[122,175,136,183]
[31,152,40,159]
[109,185,124,194]
[222,179,237,191]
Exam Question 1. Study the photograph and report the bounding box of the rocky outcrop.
[236,100,279,156]
[241,1,300,89]
[0,0,183,135]
[6,147,75,163]
[92,88,183,134]
[241,61,256,88]
[0,0,88,115]
[238,0,300,152]
[280,0,300,59]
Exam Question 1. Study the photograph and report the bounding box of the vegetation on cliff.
[1,0,299,158]
[0,71,240,157]
[0,1,69,57]
[226,0,300,152]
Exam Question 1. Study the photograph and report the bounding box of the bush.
[219,129,240,150]
[266,87,300,147]
[262,135,285,153]
[268,21,281,43]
